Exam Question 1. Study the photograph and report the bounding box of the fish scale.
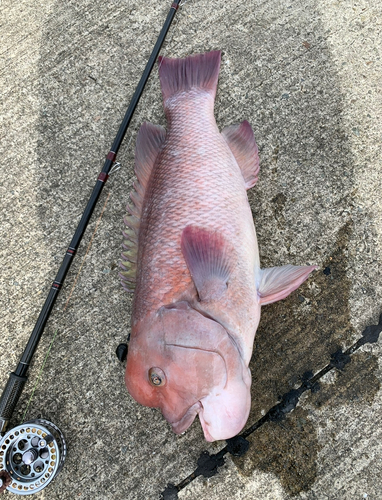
[134,92,258,334]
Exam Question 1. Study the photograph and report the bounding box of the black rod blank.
[0,0,181,434]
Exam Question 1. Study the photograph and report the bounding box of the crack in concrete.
[160,313,382,499]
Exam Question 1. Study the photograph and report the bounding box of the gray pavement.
[1,0,381,498]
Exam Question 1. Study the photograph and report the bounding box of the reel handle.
[0,372,27,434]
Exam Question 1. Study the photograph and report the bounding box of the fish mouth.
[163,343,227,437]
[168,401,202,434]
[168,400,217,442]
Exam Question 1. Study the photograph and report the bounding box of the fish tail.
[158,50,221,103]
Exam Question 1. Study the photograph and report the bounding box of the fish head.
[125,301,251,441]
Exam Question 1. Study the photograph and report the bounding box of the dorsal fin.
[120,122,166,293]
[222,120,259,189]
[135,121,166,189]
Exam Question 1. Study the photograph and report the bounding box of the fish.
[119,50,317,442]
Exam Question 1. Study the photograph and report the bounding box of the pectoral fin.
[258,264,317,305]
[181,225,233,302]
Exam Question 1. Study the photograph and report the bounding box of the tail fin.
[158,50,221,102]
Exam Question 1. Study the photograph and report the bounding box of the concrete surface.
[1,0,381,498]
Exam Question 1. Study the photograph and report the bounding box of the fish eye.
[149,367,166,387]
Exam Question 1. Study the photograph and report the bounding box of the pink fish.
[120,51,316,442]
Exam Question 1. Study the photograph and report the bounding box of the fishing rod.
[0,0,181,495]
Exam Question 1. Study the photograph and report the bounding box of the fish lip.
[198,411,215,442]
[168,401,202,434]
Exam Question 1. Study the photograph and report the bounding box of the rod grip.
[0,372,27,433]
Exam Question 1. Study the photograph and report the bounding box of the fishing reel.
[0,419,66,495]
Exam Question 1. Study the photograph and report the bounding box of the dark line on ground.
[160,313,382,500]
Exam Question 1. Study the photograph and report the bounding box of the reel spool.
[0,419,66,495]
